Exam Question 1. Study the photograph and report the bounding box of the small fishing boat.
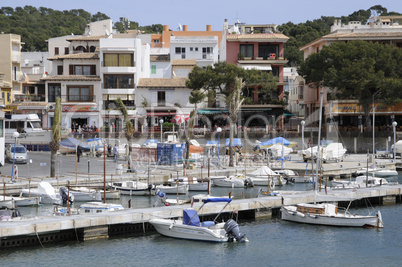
[0,195,40,207]
[0,207,22,221]
[149,198,248,242]
[112,181,156,196]
[332,175,388,188]
[167,176,209,191]
[68,187,102,202]
[210,176,247,188]
[79,202,124,214]
[281,202,383,228]
[155,184,188,194]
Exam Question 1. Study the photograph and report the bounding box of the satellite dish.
[88,30,93,36]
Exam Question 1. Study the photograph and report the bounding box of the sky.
[2,0,401,31]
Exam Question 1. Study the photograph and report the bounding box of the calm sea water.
[1,176,401,266]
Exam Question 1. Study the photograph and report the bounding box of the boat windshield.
[11,146,26,153]
[30,121,42,129]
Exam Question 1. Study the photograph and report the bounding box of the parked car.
[5,144,28,164]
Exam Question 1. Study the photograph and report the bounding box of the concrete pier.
[1,184,401,248]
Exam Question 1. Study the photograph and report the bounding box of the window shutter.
[69,65,74,75]
[90,65,96,75]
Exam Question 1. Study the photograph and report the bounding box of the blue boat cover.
[60,137,88,149]
[145,139,159,145]
[258,137,290,148]
[87,138,101,143]
[204,198,232,203]
[183,209,200,226]
[225,138,242,147]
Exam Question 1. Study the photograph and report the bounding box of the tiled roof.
[325,31,402,39]
[171,59,196,66]
[150,55,170,62]
[41,75,101,81]
[48,53,99,60]
[137,77,188,88]
[227,33,289,41]
[66,35,108,41]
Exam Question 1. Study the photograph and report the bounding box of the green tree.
[50,97,61,177]
[298,40,402,128]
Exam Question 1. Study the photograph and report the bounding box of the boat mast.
[315,91,324,193]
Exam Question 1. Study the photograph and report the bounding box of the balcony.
[48,95,96,103]
[238,53,286,64]
[14,94,46,102]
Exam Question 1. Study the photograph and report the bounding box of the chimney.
[163,25,169,32]
[183,25,188,31]
[206,25,212,31]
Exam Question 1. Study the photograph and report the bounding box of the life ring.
[269,179,275,191]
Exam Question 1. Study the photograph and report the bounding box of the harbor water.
[1,176,401,266]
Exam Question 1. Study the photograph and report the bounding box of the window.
[240,44,254,58]
[151,65,157,74]
[202,47,213,59]
[104,74,134,89]
[157,91,166,106]
[13,66,17,80]
[67,85,93,102]
[48,83,61,102]
[190,47,193,51]
[175,47,186,59]
[299,84,304,100]
[69,65,96,75]
[54,47,59,55]
[57,66,63,75]
[65,47,69,55]
[0,119,3,137]
[153,39,160,44]
[104,53,134,67]
[195,47,198,52]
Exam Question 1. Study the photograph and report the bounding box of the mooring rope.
[35,224,45,248]
[73,219,79,242]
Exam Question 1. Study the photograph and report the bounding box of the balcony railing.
[15,94,46,102]
[48,95,96,102]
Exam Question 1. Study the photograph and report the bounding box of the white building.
[0,110,4,166]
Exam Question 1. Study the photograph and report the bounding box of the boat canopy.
[225,138,242,147]
[145,139,159,145]
[258,137,294,149]
[204,198,232,203]
[60,137,88,149]
[183,209,201,226]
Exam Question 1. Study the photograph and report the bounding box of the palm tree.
[50,97,61,177]
[115,97,135,169]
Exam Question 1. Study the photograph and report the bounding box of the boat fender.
[309,214,318,219]
[269,180,275,191]
[296,212,305,218]
[169,223,174,230]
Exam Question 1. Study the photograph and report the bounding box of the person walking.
[113,144,118,162]
[77,145,82,162]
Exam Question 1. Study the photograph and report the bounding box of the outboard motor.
[223,219,247,242]
[244,177,254,188]
[284,177,295,184]
[59,187,74,204]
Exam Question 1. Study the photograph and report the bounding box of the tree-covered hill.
[0,4,400,62]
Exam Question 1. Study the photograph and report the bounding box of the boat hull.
[149,219,228,242]
[156,185,188,194]
[281,206,380,227]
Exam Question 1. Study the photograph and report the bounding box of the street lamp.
[216,127,222,168]
[159,119,164,143]
[11,131,20,182]
[301,120,305,150]
[393,121,397,160]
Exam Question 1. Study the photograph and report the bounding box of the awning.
[198,109,228,115]
[240,64,272,71]
[284,111,295,116]
[147,111,176,117]
[103,94,134,100]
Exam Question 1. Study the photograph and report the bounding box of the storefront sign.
[330,102,402,115]
[62,105,98,112]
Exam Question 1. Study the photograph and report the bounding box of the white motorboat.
[298,142,346,162]
[100,189,121,199]
[112,181,156,196]
[0,195,40,207]
[332,175,388,188]
[0,207,22,221]
[250,176,286,186]
[155,184,189,194]
[355,167,398,177]
[20,182,64,205]
[168,177,209,191]
[149,198,248,242]
[281,203,383,228]
[154,191,191,206]
[210,176,246,188]
[68,187,102,202]
[79,202,124,214]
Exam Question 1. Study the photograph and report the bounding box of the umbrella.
[174,114,190,124]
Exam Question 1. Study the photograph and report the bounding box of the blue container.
[157,143,185,165]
